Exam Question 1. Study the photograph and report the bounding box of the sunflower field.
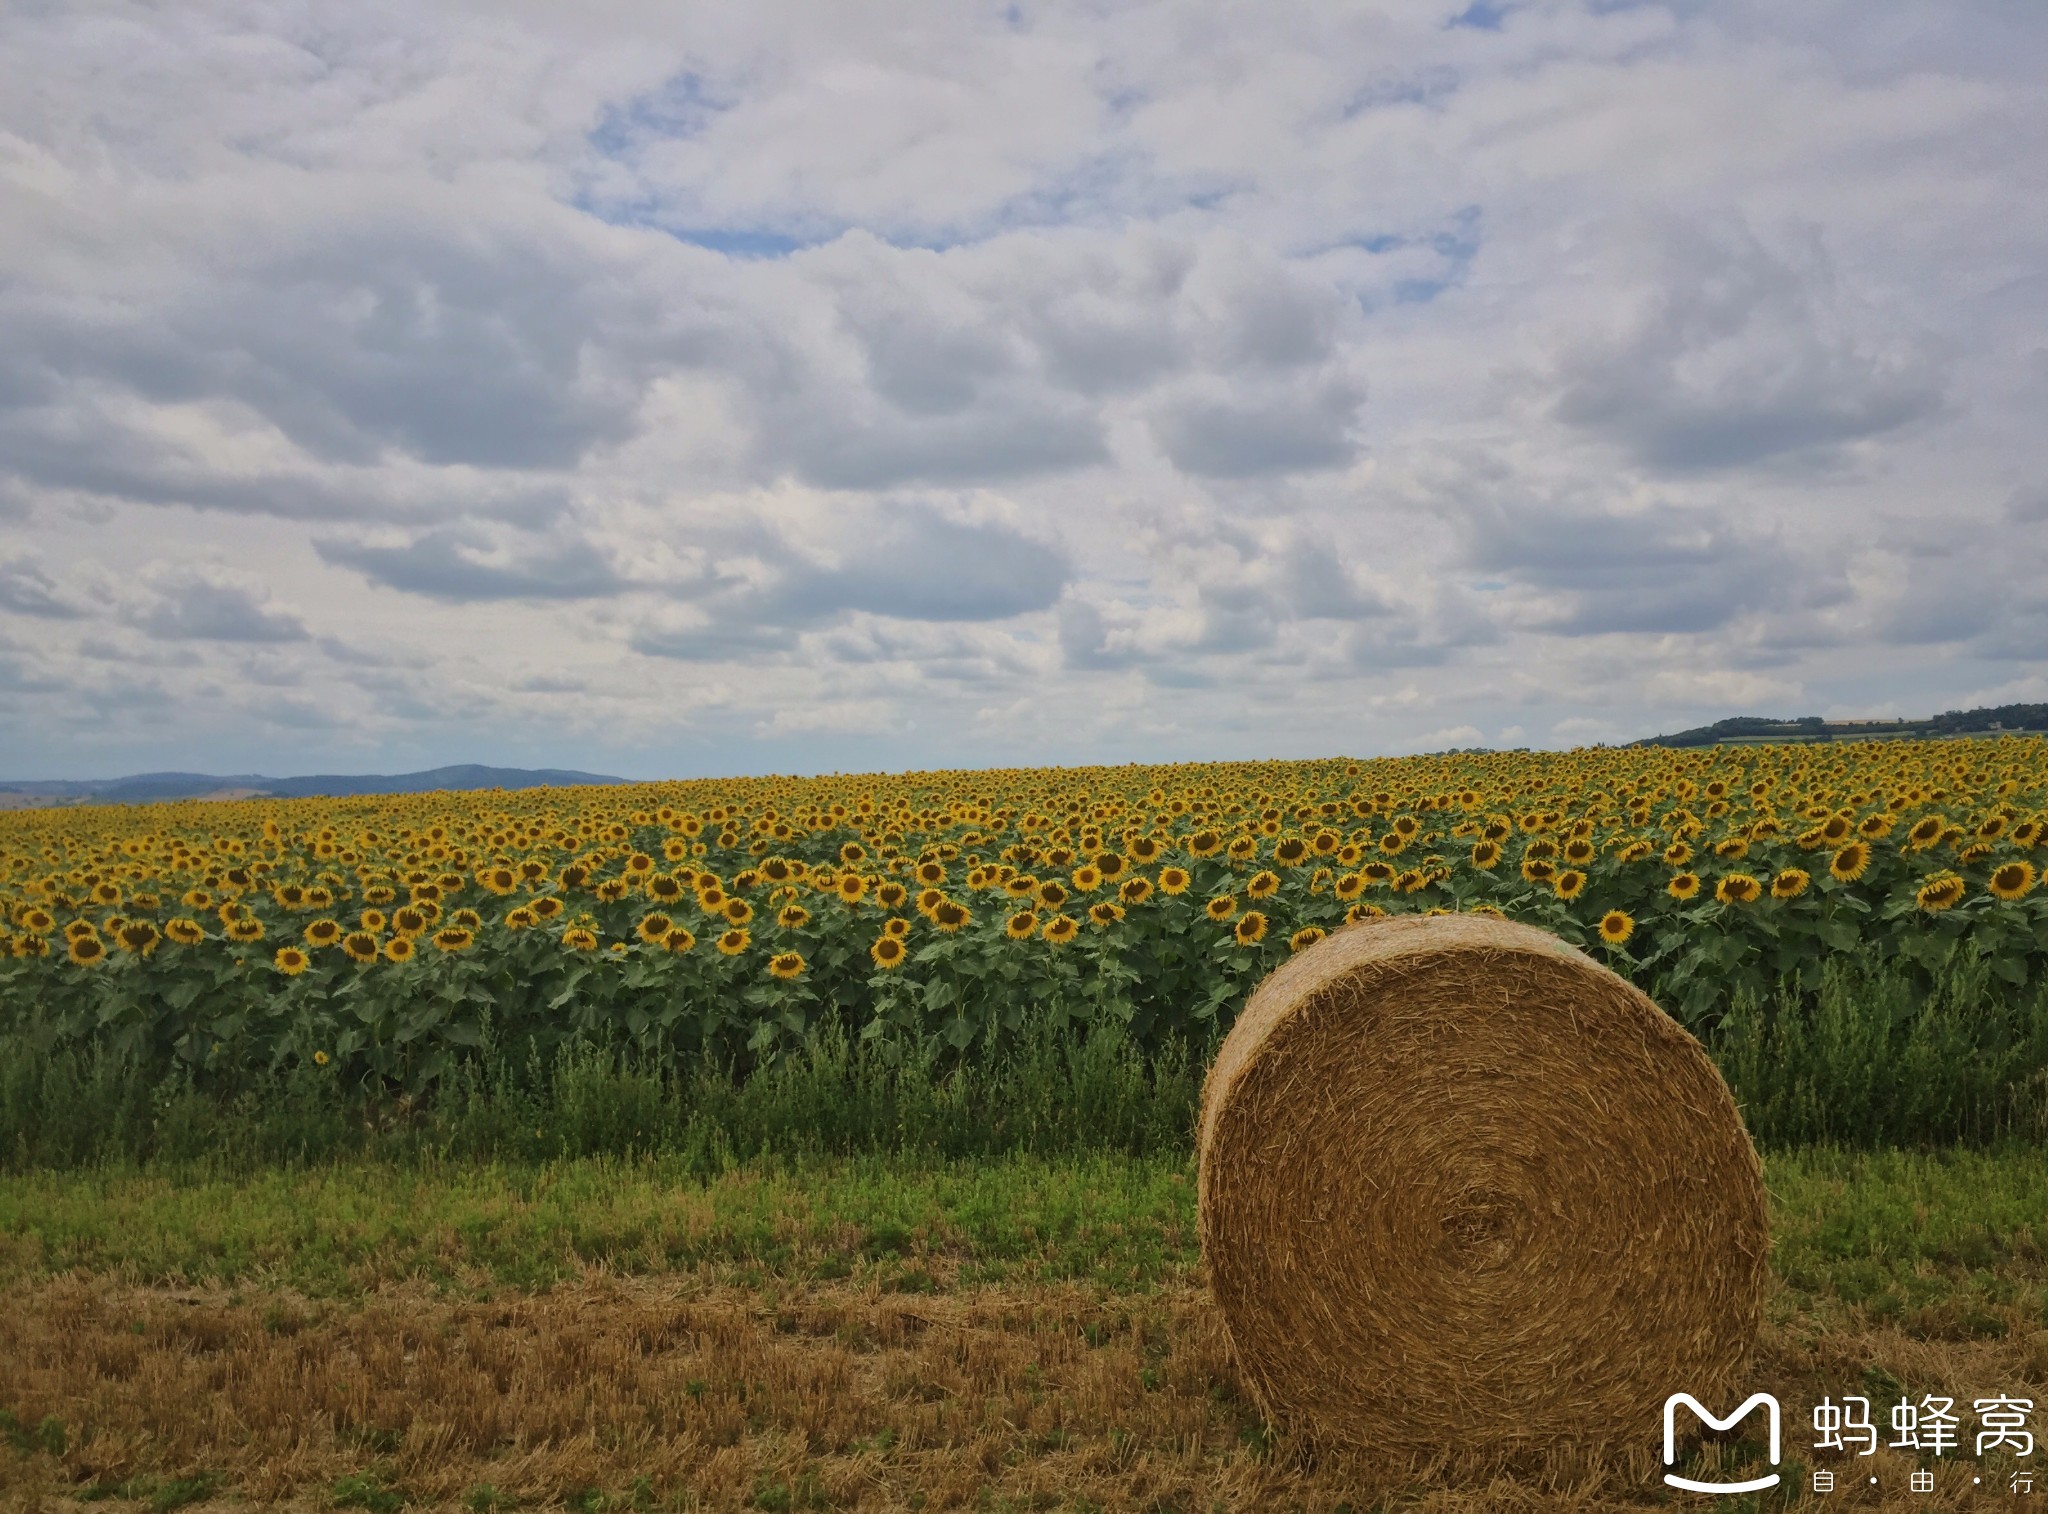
[1,738,2045,1103]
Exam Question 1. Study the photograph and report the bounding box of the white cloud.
[0,0,2042,776]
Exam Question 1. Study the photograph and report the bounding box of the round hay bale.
[1197,913,1768,1457]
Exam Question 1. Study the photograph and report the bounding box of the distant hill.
[0,764,629,806]
[1632,704,2048,749]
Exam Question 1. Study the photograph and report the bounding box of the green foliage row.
[1,949,2044,1171]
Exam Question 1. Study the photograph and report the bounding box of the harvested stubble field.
[6,1150,2048,1512]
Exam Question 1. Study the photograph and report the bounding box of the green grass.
[1768,1147,2048,1325]
[6,1146,2048,1309]
[0,1150,1201,1295]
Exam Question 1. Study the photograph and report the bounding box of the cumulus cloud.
[316,523,626,602]
[627,503,1070,661]
[1149,372,1366,478]
[1460,497,1843,636]
[1548,218,1947,472]
[0,0,2041,774]
[0,553,85,619]
[127,566,310,644]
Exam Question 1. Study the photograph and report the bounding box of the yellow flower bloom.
[1916,871,1966,912]
[1715,873,1762,905]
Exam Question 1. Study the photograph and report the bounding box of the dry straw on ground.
[1198,913,1770,1460]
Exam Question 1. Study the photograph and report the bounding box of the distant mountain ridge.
[1632,704,2048,748]
[0,764,629,806]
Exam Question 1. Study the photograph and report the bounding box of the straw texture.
[1197,913,1768,1456]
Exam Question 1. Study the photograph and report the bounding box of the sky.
[1,0,2044,781]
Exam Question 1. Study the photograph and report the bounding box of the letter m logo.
[1662,1392,1782,1494]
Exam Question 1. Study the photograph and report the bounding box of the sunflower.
[716,927,750,956]
[1288,926,1325,953]
[876,881,908,909]
[915,886,946,917]
[1667,872,1702,901]
[1552,870,1586,901]
[1771,869,1811,900]
[1564,837,1596,865]
[1989,861,2037,901]
[1005,910,1039,940]
[1361,861,1396,886]
[164,917,206,946]
[1227,835,1260,862]
[870,934,908,970]
[1520,859,1556,884]
[180,889,213,911]
[1205,894,1237,922]
[594,879,631,904]
[647,874,685,904]
[227,917,265,943]
[563,928,600,953]
[1617,840,1654,865]
[505,906,538,930]
[342,931,380,964]
[1333,872,1365,901]
[532,897,564,921]
[433,927,475,953]
[777,904,811,930]
[1088,900,1125,928]
[1273,837,1310,867]
[1916,871,1967,912]
[1157,866,1191,896]
[767,951,806,980]
[303,918,342,947]
[1233,911,1268,947]
[313,1050,330,1067]
[1597,910,1634,945]
[1119,876,1153,906]
[1185,829,1223,858]
[1465,840,1501,870]
[1829,842,1872,883]
[931,899,971,933]
[384,935,416,962]
[274,946,310,976]
[724,898,755,925]
[837,874,867,906]
[1042,913,1080,946]
[1715,874,1762,906]
[1246,870,1280,900]
[116,920,161,955]
[882,916,911,939]
[1344,903,1387,924]
[663,926,695,953]
[1663,842,1692,867]
[67,933,107,967]
[916,860,947,887]
[1070,865,1101,893]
